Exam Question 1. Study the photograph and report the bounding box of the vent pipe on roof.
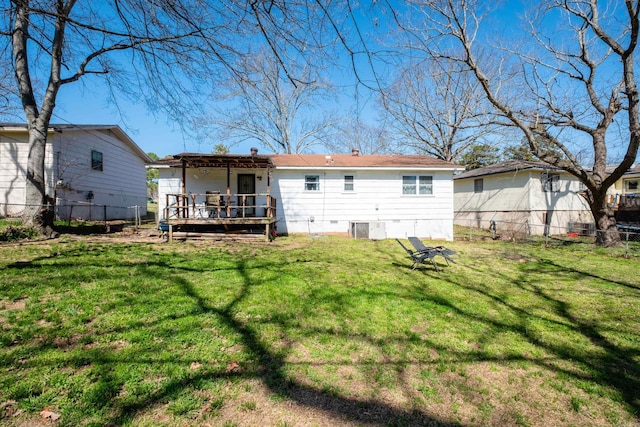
[352,148,360,156]
[250,147,258,156]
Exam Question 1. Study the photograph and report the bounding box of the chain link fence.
[454,219,640,257]
[0,201,156,230]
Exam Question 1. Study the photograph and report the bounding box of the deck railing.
[164,193,277,220]
[607,193,640,210]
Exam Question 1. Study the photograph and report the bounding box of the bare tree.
[0,54,19,118]
[392,0,639,246]
[1,0,343,234]
[209,52,339,154]
[381,59,497,162]
[325,119,395,155]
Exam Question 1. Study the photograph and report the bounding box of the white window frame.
[343,175,355,192]
[305,175,320,191]
[402,175,433,195]
[541,173,560,192]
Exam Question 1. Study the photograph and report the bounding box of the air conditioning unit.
[350,221,386,240]
[569,222,596,236]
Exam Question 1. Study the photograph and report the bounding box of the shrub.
[0,225,39,242]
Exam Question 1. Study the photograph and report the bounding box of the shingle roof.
[149,153,462,170]
[0,122,150,162]
[454,159,561,180]
[270,154,459,169]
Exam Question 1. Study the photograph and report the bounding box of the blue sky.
[52,84,209,158]
[41,1,529,160]
[6,0,636,164]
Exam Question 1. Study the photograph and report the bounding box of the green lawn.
[0,235,638,426]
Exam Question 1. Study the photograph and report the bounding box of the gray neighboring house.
[0,123,150,220]
[454,160,594,235]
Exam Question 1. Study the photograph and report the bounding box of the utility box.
[569,222,596,236]
[350,221,386,240]
[369,222,387,240]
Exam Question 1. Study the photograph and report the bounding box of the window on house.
[402,175,433,195]
[541,173,560,192]
[627,180,639,191]
[91,150,103,171]
[305,175,320,191]
[344,175,354,191]
[474,178,483,193]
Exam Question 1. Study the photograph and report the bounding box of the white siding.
[0,133,28,216]
[0,128,147,220]
[271,169,455,240]
[52,129,147,220]
[0,132,55,217]
[454,170,593,235]
[455,172,531,213]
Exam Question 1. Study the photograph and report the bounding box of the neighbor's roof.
[454,159,562,180]
[0,123,150,162]
[270,154,461,170]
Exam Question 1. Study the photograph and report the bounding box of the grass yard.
[0,234,639,426]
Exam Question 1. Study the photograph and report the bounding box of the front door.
[237,174,256,216]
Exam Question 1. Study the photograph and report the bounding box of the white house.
[607,163,640,224]
[151,150,462,240]
[0,123,150,221]
[270,153,462,240]
[454,160,594,235]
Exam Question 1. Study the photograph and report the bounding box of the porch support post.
[266,164,272,218]
[181,159,186,196]
[226,162,231,217]
[181,160,188,218]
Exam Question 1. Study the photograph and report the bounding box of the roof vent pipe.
[250,147,258,156]
[352,148,360,156]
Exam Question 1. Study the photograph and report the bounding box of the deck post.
[181,160,186,196]
[168,224,173,242]
[226,162,231,217]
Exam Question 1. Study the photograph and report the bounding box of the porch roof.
[150,152,273,169]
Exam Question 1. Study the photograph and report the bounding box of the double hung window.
[305,175,319,191]
[402,175,433,195]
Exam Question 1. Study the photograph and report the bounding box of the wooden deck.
[163,193,277,241]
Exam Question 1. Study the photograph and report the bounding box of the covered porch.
[154,152,277,241]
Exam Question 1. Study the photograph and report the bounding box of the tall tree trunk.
[12,0,62,237]
[21,124,56,237]
[589,189,621,247]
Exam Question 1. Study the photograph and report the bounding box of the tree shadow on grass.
[445,258,640,417]
[1,243,457,426]
[3,240,639,425]
[111,264,456,426]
